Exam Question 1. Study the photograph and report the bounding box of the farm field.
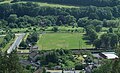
[37,33,93,50]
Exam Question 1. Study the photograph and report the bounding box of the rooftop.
[101,52,118,59]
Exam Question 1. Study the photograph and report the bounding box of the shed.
[99,52,118,59]
[30,46,39,52]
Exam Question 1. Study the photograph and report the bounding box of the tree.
[19,41,27,48]
[42,67,46,73]
[0,51,24,73]
[77,17,89,27]
[100,34,111,49]
[89,30,98,43]
[89,19,103,26]
[26,32,39,45]
[52,26,59,32]
[109,33,118,48]
[56,15,66,25]
[7,51,24,73]
[95,25,102,32]
[75,63,85,70]
[89,13,99,19]
[85,25,95,35]
[92,60,112,73]
[108,27,113,33]
[65,15,76,26]
[93,39,101,48]
[85,25,98,43]
[45,52,59,64]
[94,33,118,49]
[7,14,17,23]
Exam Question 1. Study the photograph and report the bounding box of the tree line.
[0,2,120,28]
[1,14,120,29]
[22,0,120,7]
[84,25,120,49]
[1,2,120,20]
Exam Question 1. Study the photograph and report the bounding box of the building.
[99,52,119,59]
[29,51,40,62]
[46,70,82,73]
[30,46,39,52]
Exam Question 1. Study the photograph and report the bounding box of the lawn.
[37,33,93,50]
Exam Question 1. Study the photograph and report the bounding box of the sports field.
[37,33,93,50]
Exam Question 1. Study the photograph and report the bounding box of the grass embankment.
[2,36,16,52]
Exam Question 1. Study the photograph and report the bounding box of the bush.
[75,63,86,70]
[52,27,59,32]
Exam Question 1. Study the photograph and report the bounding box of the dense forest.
[23,0,120,7]
[0,2,117,19]
[0,2,120,28]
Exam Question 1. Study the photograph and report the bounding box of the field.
[18,1,79,8]
[0,0,12,4]
[0,0,79,8]
[37,33,93,50]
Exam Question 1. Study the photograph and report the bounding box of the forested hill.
[0,2,117,20]
[22,0,120,7]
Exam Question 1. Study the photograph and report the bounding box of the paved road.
[7,33,26,54]
[0,33,24,37]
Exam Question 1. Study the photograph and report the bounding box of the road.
[7,33,26,54]
[0,33,23,37]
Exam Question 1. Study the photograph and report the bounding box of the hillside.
[22,0,120,7]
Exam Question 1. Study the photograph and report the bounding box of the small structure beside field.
[99,52,118,59]
[30,45,39,52]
